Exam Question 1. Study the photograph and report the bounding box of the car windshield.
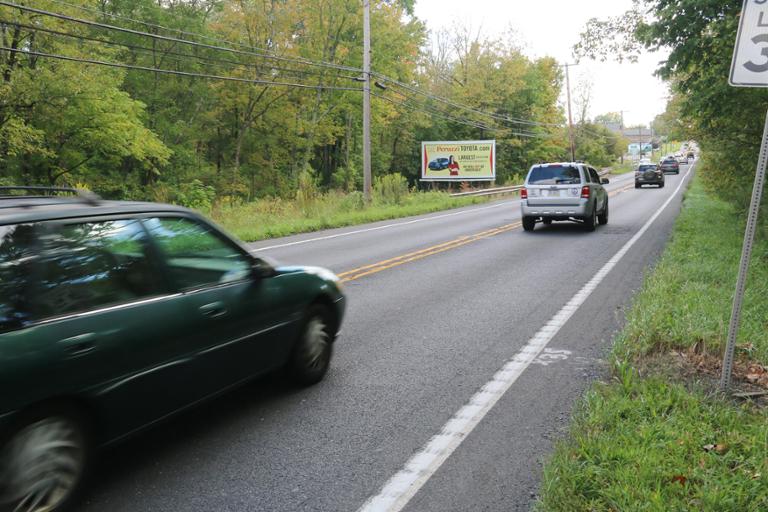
[527,165,581,185]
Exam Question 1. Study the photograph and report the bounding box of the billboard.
[421,140,495,182]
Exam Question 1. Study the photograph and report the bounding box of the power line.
[381,85,558,138]
[4,20,361,82]
[0,46,364,91]
[46,0,282,56]
[372,91,558,139]
[372,72,565,129]
[0,1,363,74]
[1,1,566,133]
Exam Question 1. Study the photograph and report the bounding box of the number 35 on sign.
[731,0,768,87]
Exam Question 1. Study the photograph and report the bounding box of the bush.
[373,173,409,205]
[175,179,216,212]
[339,190,365,211]
[295,167,320,216]
[331,166,362,192]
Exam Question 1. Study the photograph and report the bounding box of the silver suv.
[520,162,609,232]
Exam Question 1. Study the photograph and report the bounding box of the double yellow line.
[338,179,636,283]
[338,221,522,283]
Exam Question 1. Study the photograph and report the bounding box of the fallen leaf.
[671,475,687,485]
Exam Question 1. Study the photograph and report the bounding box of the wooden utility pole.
[564,63,576,162]
[362,0,372,202]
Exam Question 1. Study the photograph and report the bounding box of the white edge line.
[253,173,638,252]
[253,201,516,251]
[357,165,694,512]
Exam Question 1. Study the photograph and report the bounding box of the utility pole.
[362,0,372,203]
[564,63,576,162]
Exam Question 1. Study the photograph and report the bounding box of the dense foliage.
[577,0,768,226]
[0,0,613,205]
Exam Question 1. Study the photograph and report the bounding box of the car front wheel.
[288,304,334,386]
[0,411,89,512]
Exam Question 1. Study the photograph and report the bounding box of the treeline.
[579,0,768,234]
[0,0,622,206]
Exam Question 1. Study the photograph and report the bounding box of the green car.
[0,187,346,512]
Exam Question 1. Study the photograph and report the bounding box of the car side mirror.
[601,178,610,184]
[251,258,277,279]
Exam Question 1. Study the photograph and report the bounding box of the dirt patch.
[637,345,768,405]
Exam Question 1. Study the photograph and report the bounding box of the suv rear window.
[662,159,677,164]
[638,165,657,172]
[527,165,582,185]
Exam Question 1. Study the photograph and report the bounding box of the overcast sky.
[413,0,670,128]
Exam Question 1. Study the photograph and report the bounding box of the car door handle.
[199,302,227,318]
[58,332,97,357]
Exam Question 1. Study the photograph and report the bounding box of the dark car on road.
[659,157,680,174]
[635,163,665,188]
[428,157,450,170]
[0,187,346,512]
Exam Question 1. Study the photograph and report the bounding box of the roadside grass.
[537,176,768,511]
[211,190,489,242]
[608,161,634,174]
[539,375,768,511]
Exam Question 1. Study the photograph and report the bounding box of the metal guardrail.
[450,168,612,198]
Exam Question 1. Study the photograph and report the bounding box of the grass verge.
[211,190,489,242]
[609,161,635,175]
[537,176,768,511]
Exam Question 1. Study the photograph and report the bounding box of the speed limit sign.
[730,0,768,86]
[721,0,768,392]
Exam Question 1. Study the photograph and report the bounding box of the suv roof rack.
[0,186,101,206]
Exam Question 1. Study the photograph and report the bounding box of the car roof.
[530,162,589,168]
[0,196,193,226]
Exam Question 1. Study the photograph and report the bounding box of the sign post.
[721,0,768,391]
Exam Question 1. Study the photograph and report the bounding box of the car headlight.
[303,266,343,291]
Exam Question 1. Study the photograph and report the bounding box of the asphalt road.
[81,165,694,511]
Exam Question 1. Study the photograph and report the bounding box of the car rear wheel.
[598,201,609,225]
[0,411,89,512]
[288,304,334,386]
[584,208,597,232]
[522,216,536,232]
[659,182,665,188]
[635,183,641,189]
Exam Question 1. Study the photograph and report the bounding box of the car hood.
[275,265,341,283]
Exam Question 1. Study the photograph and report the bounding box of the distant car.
[659,157,680,174]
[428,157,450,170]
[0,187,346,512]
[520,162,609,232]
[687,151,695,161]
[635,163,664,188]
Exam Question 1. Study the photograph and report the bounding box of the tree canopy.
[1,0,617,204]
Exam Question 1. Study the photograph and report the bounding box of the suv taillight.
[520,188,528,199]
[581,185,590,199]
